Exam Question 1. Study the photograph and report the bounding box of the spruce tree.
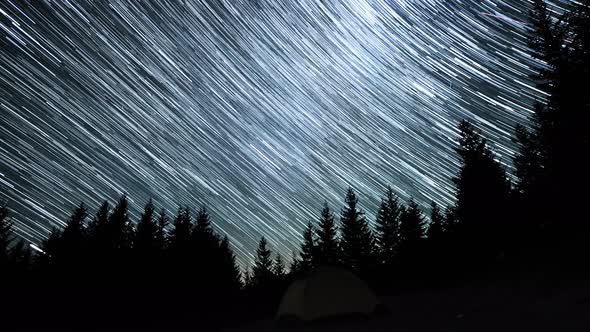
[136,199,158,254]
[191,206,220,286]
[427,201,444,241]
[315,203,340,266]
[288,250,301,277]
[0,201,13,266]
[155,208,169,251]
[375,186,402,267]
[273,252,286,279]
[300,221,317,272]
[398,199,426,255]
[339,187,374,274]
[58,203,88,273]
[453,120,511,264]
[108,194,134,251]
[218,235,242,291]
[252,237,273,287]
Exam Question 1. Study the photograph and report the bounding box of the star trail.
[0,0,570,267]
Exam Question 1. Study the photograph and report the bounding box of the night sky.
[0,0,566,267]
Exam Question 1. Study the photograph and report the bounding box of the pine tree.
[398,199,426,255]
[0,201,13,266]
[339,187,374,274]
[218,235,242,291]
[155,208,169,251]
[288,250,301,277]
[243,267,252,289]
[453,121,511,267]
[169,207,193,253]
[108,194,134,251]
[252,237,273,287]
[427,201,444,241]
[375,186,402,267]
[136,199,158,254]
[315,203,340,266]
[191,206,221,285]
[58,203,88,273]
[300,221,317,273]
[273,252,285,279]
[88,200,110,247]
[168,206,193,282]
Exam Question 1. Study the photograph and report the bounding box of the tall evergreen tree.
[375,186,402,267]
[107,194,134,251]
[169,207,193,253]
[339,187,374,274]
[135,199,158,254]
[300,221,317,272]
[427,201,445,241]
[58,203,88,271]
[398,199,426,256]
[315,203,340,266]
[191,206,220,285]
[252,237,273,287]
[218,235,242,291]
[273,252,286,279]
[288,250,301,277]
[155,208,169,251]
[0,201,13,267]
[453,121,511,266]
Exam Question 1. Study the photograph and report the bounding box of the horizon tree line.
[1,0,589,291]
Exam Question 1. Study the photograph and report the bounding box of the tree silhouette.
[453,121,511,272]
[288,250,302,277]
[191,206,222,288]
[300,221,317,273]
[375,186,402,268]
[155,208,169,251]
[398,199,426,260]
[426,201,444,241]
[315,202,340,267]
[0,201,13,267]
[57,203,88,277]
[273,252,285,279]
[340,187,374,275]
[252,237,274,287]
[135,199,159,278]
[218,235,242,291]
[108,194,134,251]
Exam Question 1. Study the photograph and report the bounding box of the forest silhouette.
[1,1,589,330]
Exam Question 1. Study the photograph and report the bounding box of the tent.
[275,266,383,322]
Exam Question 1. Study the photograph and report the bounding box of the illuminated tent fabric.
[276,266,381,322]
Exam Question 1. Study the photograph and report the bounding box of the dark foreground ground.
[3,278,590,331]
[226,279,590,332]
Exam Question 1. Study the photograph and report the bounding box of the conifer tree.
[453,121,511,263]
[218,235,242,291]
[155,208,169,251]
[288,250,301,277]
[169,207,193,253]
[58,203,88,272]
[398,199,426,255]
[136,199,158,254]
[300,221,317,272]
[375,186,402,267]
[273,252,286,279]
[0,201,13,266]
[427,201,444,241]
[191,206,220,285]
[108,194,134,251]
[252,237,273,287]
[315,203,339,266]
[339,187,374,274]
